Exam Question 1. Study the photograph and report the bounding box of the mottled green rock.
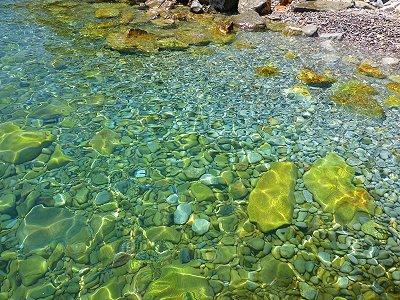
[228,181,248,199]
[0,193,15,214]
[146,226,181,243]
[258,255,294,287]
[89,129,119,155]
[247,162,297,232]
[19,255,48,286]
[157,38,189,51]
[144,264,214,300]
[17,205,90,252]
[47,144,73,170]
[303,153,375,224]
[190,182,215,201]
[361,220,388,240]
[0,123,54,164]
[26,282,56,299]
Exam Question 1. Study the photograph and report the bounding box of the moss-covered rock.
[19,255,48,286]
[258,255,295,287]
[303,153,375,224]
[89,128,120,155]
[47,144,73,170]
[384,95,400,108]
[386,82,400,94]
[95,7,121,19]
[106,28,159,53]
[190,182,215,201]
[144,264,214,300]
[357,63,385,78]
[0,123,54,164]
[157,37,189,51]
[255,64,280,77]
[297,68,336,87]
[247,162,297,232]
[330,80,385,118]
[0,193,16,214]
[146,226,181,243]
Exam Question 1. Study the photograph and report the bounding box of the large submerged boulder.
[247,162,297,232]
[303,153,375,224]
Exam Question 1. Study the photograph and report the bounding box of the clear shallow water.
[0,1,399,299]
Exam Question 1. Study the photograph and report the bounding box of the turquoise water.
[0,1,400,299]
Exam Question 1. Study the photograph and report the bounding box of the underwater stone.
[174,203,192,224]
[258,255,294,287]
[386,82,400,94]
[106,28,159,53]
[297,68,336,87]
[384,95,400,108]
[361,220,389,240]
[247,162,297,232]
[19,255,48,286]
[228,181,248,199]
[357,63,386,78]
[144,264,214,300]
[192,218,211,235]
[299,282,318,300]
[303,153,375,224]
[89,128,119,155]
[146,226,181,243]
[47,144,73,170]
[17,205,90,252]
[0,193,16,214]
[255,64,280,77]
[95,7,121,19]
[330,80,385,118]
[190,182,215,201]
[0,123,54,164]
[26,282,56,299]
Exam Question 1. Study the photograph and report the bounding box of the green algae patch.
[386,82,400,95]
[330,80,385,118]
[144,264,214,300]
[95,7,121,19]
[255,64,280,77]
[47,144,73,170]
[0,123,54,164]
[303,153,375,224]
[284,51,298,60]
[247,162,297,232]
[157,37,189,51]
[384,95,400,108]
[89,128,120,156]
[297,68,336,87]
[356,63,386,79]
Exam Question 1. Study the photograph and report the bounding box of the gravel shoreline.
[271,5,400,58]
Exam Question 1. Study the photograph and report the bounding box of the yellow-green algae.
[143,264,214,300]
[303,153,375,224]
[284,50,298,60]
[384,95,400,108]
[330,80,385,118]
[47,144,73,170]
[356,63,386,78]
[386,82,400,94]
[89,129,120,155]
[255,64,280,77]
[247,162,297,232]
[297,68,336,87]
[0,123,54,164]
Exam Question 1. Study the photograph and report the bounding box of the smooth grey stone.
[192,218,210,235]
[174,203,192,225]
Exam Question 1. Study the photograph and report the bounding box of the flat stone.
[319,32,344,40]
[238,0,271,15]
[293,0,354,12]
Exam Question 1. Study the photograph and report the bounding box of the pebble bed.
[0,0,399,299]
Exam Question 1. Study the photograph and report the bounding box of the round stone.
[174,203,192,225]
[192,218,210,235]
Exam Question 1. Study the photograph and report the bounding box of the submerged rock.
[303,153,375,224]
[255,63,280,77]
[247,162,297,232]
[356,63,386,78]
[19,255,48,286]
[47,144,73,170]
[258,255,295,286]
[107,28,159,53]
[386,82,400,94]
[330,80,385,118]
[89,128,120,155]
[297,68,336,87]
[384,95,400,108]
[0,123,54,164]
[144,264,214,299]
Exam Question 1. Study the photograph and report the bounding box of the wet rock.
[47,144,73,170]
[304,153,375,224]
[258,255,294,286]
[0,123,54,164]
[247,162,297,232]
[174,203,192,224]
[255,63,280,77]
[209,0,239,12]
[228,181,248,199]
[190,182,215,201]
[0,193,15,214]
[95,7,121,19]
[361,220,389,240]
[299,282,318,300]
[89,128,120,155]
[146,226,182,243]
[238,0,271,15]
[144,264,214,299]
[232,10,266,30]
[19,255,48,286]
[293,0,354,12]
[357,63,386,78]
[297,68,336,87]
[107,28,159,53]
[192,218,211,235]
[190,0,204,13]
